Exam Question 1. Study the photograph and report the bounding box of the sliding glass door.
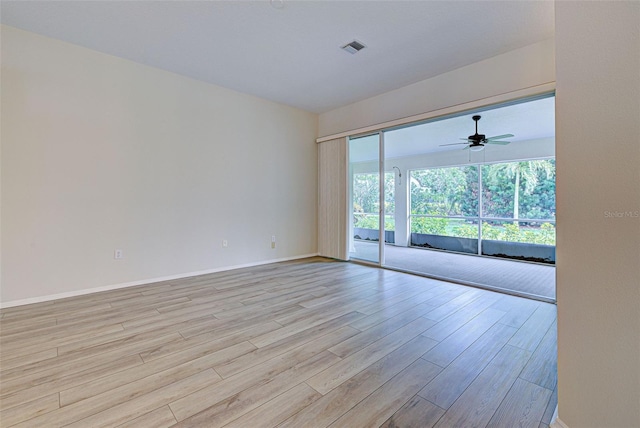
[348,133,384,264]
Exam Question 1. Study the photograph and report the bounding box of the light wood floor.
[0,257,557,428]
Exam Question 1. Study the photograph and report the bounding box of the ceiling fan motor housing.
[469,133,486,143]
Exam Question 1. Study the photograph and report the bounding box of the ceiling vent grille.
[341,40,366,54]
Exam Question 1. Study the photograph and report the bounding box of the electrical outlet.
[271,235,276,249]
[114,249,123,259]
[222,240,228,248]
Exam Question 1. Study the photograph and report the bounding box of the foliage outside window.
[409,160,556,246]
[410,166,478,217]
[410,166,479,238]
[481,160,555,220]
[481,221,556,246]
[352,160,556,248]
[353,172,395,231]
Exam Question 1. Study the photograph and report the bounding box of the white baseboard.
[551,417,569,428]
[550,406,569,428]
[0,253,319,309]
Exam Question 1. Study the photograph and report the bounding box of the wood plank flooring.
[0,257,557,427]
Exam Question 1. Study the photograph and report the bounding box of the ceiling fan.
[441,115,513,151]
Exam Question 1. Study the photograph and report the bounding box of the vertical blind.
[317,137,348,260]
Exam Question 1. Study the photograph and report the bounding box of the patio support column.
[394,167,409,247]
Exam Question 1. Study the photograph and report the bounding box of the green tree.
[353,172,395,231]
[410,166,477,216]
[353,173,379,214]
[518,159,556,220]
[485,160,554,221]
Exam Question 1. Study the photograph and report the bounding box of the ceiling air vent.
[341,40,366,54]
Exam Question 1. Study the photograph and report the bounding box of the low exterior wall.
[482,240,556,263]
[410,233,478,255]
[353,227,395,244]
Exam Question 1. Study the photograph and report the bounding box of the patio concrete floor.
[351,240,556,302]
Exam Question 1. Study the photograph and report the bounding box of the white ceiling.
[0,1,554,113]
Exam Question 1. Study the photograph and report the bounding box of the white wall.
[319,38,555,138]
[555,2,640,427]
[1,26,318,305]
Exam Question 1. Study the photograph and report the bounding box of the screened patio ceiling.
[349,96,555,161]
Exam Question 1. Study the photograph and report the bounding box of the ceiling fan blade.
[460,138,473,141]
[487,140,511,145]
[440,142,469,146]
[486,134,514,141]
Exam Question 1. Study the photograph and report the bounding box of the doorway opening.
[348,95,556,302]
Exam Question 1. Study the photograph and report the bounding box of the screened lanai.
[348,95,556,302]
